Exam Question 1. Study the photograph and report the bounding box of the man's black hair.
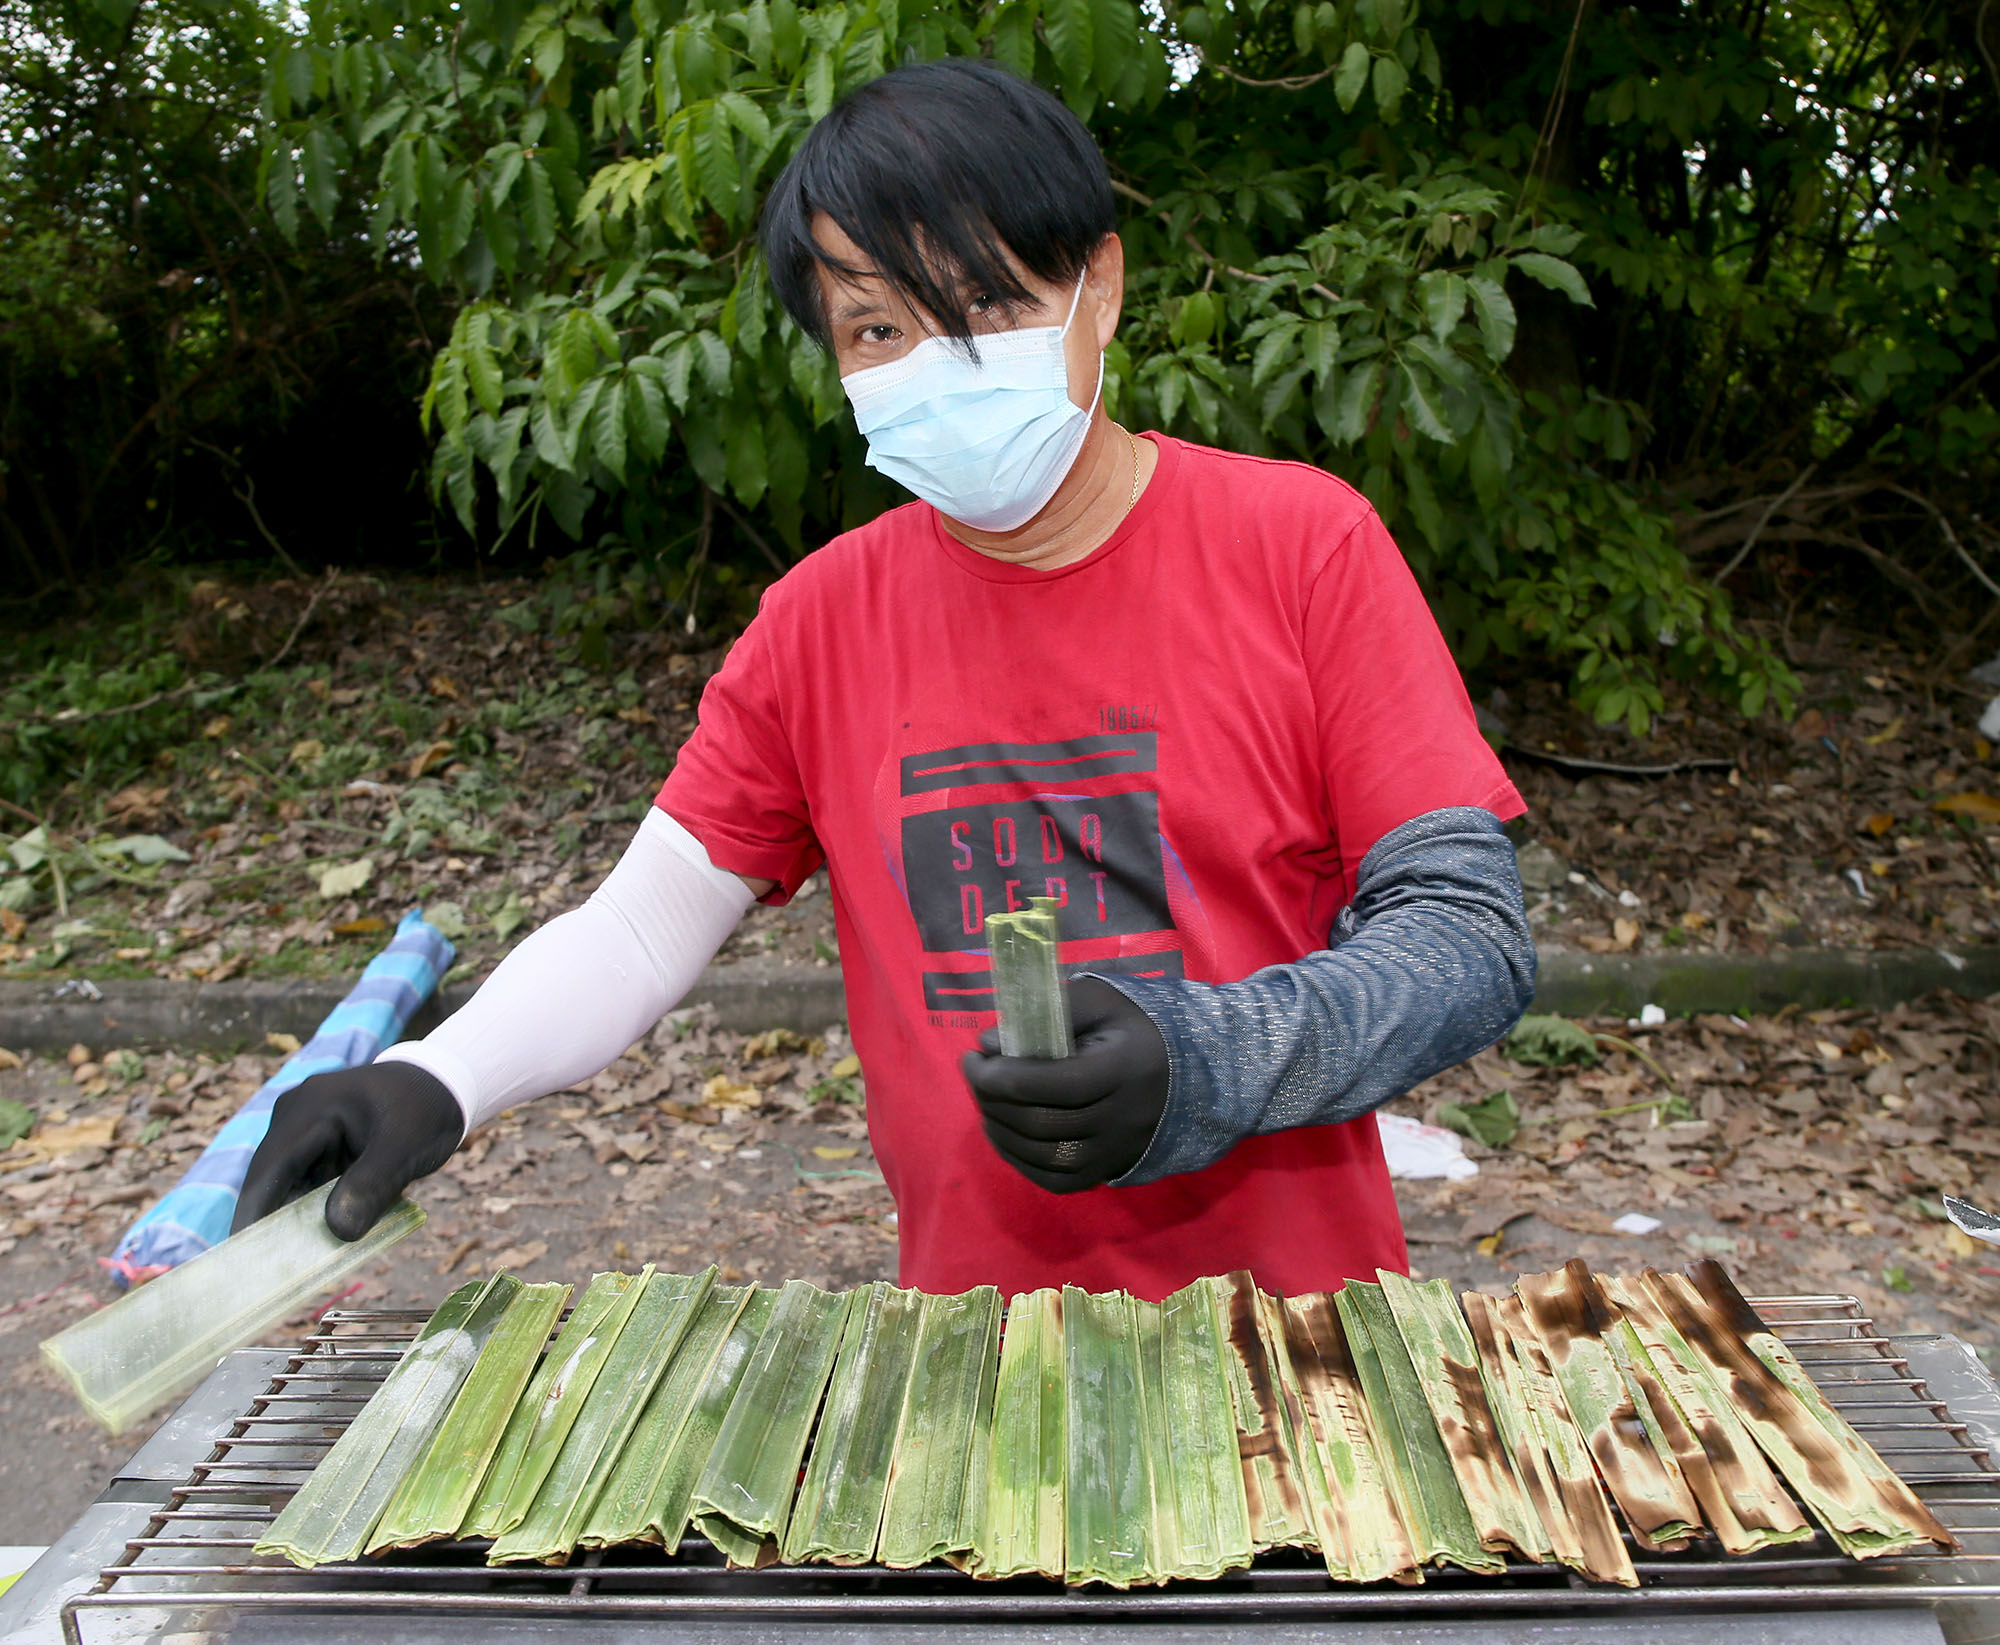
[761,58,1116,348]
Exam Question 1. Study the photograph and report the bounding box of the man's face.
[809,213,1123,414]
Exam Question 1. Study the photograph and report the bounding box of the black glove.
[960,976,1170,1194]
[232,1061,465,1239]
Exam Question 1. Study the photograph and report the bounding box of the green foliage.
[249,0,1809,721]
[0,0,444,594]
[13,0,1992,721]
[1504,1014,1600,1068]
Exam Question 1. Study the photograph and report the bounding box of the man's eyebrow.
[830,296,890,323]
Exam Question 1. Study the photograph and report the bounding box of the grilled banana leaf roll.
[644,1286,774,1550]
[1650,1262,1955,1556]
[880,1285,1002,1569]
[784,1281,923,1565]
[489,1266,716,1564]
[691,1278,853,1559]
[458,1268,649,1540]
[579,1282,755,1549]
[1460,1291,1634,1586]
[1212,1272,1318,1552]
[985,903,1071,1059]
[1603,1275,1811,1554]
[1151,1278,1254,1580]
[1062,1285,1158,1587]
[1335,1280,1501,1574]
[1380,1271,1547,1561]
[974,1287,1066,1580]
[259,1274,515,1567]
[1514,1261,1700,1552]
[1277,1291,1420,1584]
[370,1280,572,1552]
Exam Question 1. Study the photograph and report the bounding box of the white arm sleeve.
[376,808,755,1133]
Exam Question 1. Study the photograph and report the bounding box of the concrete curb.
[1,947,1995,1054]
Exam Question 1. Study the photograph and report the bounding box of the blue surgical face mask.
[840,271,1101,533]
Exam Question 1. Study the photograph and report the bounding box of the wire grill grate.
[60,1293,2000,1639]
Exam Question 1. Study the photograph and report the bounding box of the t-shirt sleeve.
[655,596,824,904]
[1306,505,1524,885]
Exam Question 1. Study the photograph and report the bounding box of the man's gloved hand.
[961,977,1169,1194]
[231,1062,465,1239]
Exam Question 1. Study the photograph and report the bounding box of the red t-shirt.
[658,434,1523,1301]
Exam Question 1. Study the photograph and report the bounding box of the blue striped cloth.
[105,908,455,1285]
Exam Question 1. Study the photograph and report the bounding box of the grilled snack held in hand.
[961,977,1169,1193]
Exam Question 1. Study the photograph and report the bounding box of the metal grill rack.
[59,1293,2000,1640]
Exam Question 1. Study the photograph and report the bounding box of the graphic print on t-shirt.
[889,731,1200,1027]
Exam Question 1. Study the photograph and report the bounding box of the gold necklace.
[1121,425,1142,512]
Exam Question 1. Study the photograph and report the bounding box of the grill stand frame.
[40,1294,2000,1643]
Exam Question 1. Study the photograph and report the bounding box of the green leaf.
[693,332,732,396]
[1045,0,1094,86]
[467,340,505,418]
[266,150,300,242]
[1400,361,1451,442]
[719,91,771,148]
[103,834,192,866]
[318,856,375,900]
[530,398,572,469]
[492,891,528,941]
[0,1100,34,1151]
[523,157,557,252]
[1371,52,1407,116]
[1334,43,1370,112]
[723,399,768,506]
[1505,1014,1600,1068]
[1250,320,1300,388]
[1435,1088,1519,1149]
[804,49,835,120]
[1332,358,1381,444]
[765,407,807,506]
[692,104,740,217]
[302,126,343,231]
[382,136,418,220]
[627,368,671,462]
[1417,271,1465,341]
[1512,252,1594,308]
[659,339,694,411]
[1466,276,1516,362]
[592,377,629,479]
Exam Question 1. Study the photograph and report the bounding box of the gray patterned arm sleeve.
[1090,805,1535,1187]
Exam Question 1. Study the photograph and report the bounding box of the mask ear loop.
[1060,265,1104,416]
[1058,265,1090,336]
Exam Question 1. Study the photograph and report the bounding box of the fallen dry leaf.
[1934,792,2000,823]
[265,1032,302,1055]
[0,1049,21,1071]
[813,1146,859,1161]
[18,1115,119,1161]
[0,908,22,942]
[407,738,455,780]
[701,1074,759,1109]
[489,1239,549,1270]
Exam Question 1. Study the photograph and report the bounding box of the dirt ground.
[4,988,1998,1548]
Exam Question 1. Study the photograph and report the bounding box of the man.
[236,59,1533,1302]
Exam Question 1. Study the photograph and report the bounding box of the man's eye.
[862,324,901,343]
[968,293,997,314]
